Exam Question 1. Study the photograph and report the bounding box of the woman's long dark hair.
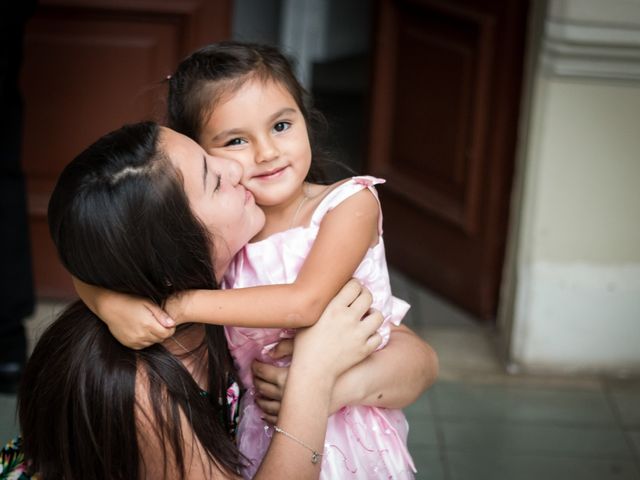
[18,122,243,479]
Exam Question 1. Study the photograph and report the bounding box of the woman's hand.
[254,280,383,422]
[72,276,176,349]
[289,279,383,386]
[253,340,293,424]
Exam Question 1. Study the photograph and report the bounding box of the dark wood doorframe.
[368,0,530,320]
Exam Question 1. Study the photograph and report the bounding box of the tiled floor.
[390,271,640,480]
[2,271,640,480]
[405,379,640,479]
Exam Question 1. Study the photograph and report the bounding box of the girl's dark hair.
[167,41,331,183]
[19,122,243,479]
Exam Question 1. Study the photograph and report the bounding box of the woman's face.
[160,127,265,277]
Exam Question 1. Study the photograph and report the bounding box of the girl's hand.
[103,294,176,349]
[73,277,175,349]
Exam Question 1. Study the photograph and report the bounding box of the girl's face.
[199,78,312,209]
[160,127,265,277]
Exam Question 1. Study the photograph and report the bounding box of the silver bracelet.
[273,425,324,464]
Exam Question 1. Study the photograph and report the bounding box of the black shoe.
[0,361,23,395]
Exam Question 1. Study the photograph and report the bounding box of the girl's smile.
[252,165,288,181]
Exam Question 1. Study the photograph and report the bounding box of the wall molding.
[541,17,640,82]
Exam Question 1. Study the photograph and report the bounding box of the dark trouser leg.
[0,3,36,392]
[0,169,33,366]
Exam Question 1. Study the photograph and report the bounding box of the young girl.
[82,42,417,479]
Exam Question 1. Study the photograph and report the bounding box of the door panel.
[22,0,232,298]
[369,0,528,319]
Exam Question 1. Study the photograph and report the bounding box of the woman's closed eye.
[272,121,291,134]
[213,173,221,193]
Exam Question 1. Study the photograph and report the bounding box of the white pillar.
[501,0,640,375]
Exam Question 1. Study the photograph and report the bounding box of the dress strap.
[310,176,386,234]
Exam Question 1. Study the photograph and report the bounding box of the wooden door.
[368,0,529,319]
[22,0,232,298]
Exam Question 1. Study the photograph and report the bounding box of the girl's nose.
[255,136,279,163]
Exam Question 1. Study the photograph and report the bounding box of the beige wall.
[502,0,640,374]
[531,80,640,263]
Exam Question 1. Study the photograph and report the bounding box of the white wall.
[504,0,640,374]
[279,0,371,87]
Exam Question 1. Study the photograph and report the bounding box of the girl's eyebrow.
[268,107,296,123]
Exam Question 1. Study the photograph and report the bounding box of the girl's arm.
[252,325,438,423]
[176,188,380,328]
[79,188,378,348]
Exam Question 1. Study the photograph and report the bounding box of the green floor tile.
[441,420,633,457]
[446,452,640,480]
[630,431,640,457]
[405,389,435,418]
[0,394,19,443]
[609,384,640,428]
[412,449,445,480]
[432,381,617,426]
[408,416,439,449]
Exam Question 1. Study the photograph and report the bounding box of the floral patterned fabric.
[226,380,241,438]
[0,437,36,480]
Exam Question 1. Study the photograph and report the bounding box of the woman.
[16,122,388,480]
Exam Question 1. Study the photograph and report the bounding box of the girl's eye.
[273,121,291,133]
[225,138,247,147]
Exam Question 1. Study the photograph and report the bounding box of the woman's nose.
[255,136,279,163]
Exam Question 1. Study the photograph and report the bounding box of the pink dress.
[223,176,416,479]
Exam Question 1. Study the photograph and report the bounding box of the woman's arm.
[255,280,382,479]
[134,280,383,479]
[252,325,438,423]
[329,325,438,412]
